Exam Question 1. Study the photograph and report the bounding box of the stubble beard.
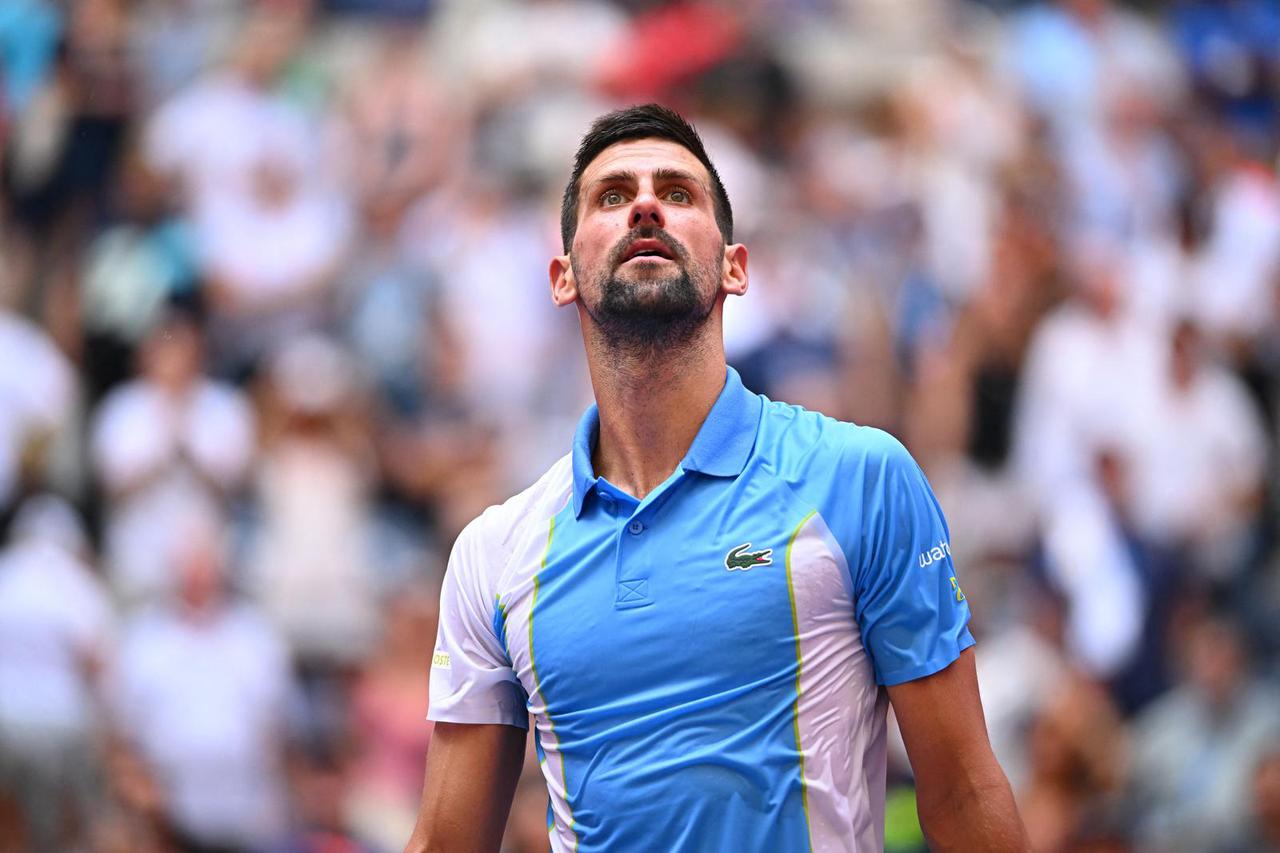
[574,229,718,363]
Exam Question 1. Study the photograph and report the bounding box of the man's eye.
[602,190,626,206]
[668,188,690,203]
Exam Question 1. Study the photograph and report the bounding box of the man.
[113,509,292,849]
[406,105,1026,852]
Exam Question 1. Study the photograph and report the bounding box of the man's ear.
[722,243,748,297]
[550,255,577,306]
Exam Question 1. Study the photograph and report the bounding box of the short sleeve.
[428,516,528,728]
[852,433,974,686]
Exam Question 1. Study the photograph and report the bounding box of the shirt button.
[627,520,644,535]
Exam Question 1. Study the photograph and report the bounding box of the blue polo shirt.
[429,366,973,852]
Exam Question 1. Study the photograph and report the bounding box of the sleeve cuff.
[875,629,976,687]
[427,704,529,729]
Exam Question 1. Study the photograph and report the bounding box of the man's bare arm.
[887,647,1028,852]
[403,721,527,853]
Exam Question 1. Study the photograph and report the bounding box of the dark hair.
[559,104,733,253]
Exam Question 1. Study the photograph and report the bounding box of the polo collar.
[570,366,762,517]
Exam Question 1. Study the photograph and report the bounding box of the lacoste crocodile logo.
[725,543,773,571]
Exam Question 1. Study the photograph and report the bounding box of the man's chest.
[498,476,860,719]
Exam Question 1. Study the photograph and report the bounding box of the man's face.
[556,138,743,353]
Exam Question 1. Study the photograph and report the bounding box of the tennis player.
[406,104,1027,852]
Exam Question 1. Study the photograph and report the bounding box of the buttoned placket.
[598,467,685,609]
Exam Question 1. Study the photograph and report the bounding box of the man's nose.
[629,190,665,229]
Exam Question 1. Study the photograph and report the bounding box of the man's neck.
[585,331,726,501]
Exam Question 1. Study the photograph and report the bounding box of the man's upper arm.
[405,721,527,853]
[408,514,531,852]
[886,647,997,782]
[429,514,528,728]
[846,430,974,686]
[888,649,1028,851]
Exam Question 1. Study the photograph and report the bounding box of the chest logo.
[725,543,774,571]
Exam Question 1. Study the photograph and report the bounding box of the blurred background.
[1,0,1279,851]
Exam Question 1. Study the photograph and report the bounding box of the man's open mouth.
[621,239,676,262]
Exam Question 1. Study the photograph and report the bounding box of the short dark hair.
[559,104,733,253]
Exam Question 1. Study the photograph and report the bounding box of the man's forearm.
[916,769,1028,853]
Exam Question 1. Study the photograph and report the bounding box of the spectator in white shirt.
[91,304,255,605]
[111,508,293,850]
[0,494,113,851]
[1014,241,1164,513]
[1123,318,1268,580]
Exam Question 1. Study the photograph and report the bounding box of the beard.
[574,227,718,359]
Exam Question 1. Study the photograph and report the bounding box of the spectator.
[1005,0,1182,136]
[195,143,352,374]
[332,26,460,208]
[335,191,439,417]
[80,149,198,400]
[143,4,308,209]
[1183,125,1280,355]
[111,508,293,850]
[1018,674,1128,853]
[421,184,567,432]
[0,495,113,851]
[91,304,255,604]
[4,0,136,286]
[1014,241,1164,512]
[1129,614,1280,850]
[1122,317,1268,582]
[277,742,372,853]
[144,3,348,374]
[247,335,380,670]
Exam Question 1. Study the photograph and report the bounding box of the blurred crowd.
[1,0,1279,851]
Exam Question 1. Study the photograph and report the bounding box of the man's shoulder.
[754,397,914,479]
[454,452,574,562]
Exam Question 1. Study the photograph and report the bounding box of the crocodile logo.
[725,543,773,571]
